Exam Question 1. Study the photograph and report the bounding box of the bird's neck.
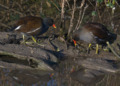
[43,18,49,28]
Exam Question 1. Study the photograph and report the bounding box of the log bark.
[0,32,61,71]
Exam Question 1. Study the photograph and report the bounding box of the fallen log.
[75,57,120,73]
[0,31,120,71]
[0,32,63,71]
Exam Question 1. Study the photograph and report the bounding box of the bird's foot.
[87,43,92,54]
[95,44,99,54]
[103,47,109,52]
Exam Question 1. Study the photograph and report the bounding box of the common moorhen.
[14,16,56,43]
[73,22,111,54]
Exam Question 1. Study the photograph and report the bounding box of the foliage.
[0,0,120,34]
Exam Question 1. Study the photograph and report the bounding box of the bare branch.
[61,0,65,20]
[66,0,70,9]
[68,0,76,36]
[0,3,23,15]
[79,4,88,28]
[75,0,85,30]
[75,1,88,30]
[0,23,11,29]
[51,0,61,12]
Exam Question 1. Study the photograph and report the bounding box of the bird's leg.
[31,36,45,47]
[87,43,92,54]
[21,34,26,44]
[96,44,99,54]
[21,33,31,44]
[22,35,36,45]
[31,36,37,43]
[24,36,37,44]
[21,35,44,47]
[23,34,25,42]
[21,34,33,44]
[103,46,109,52]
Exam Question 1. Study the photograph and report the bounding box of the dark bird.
[72,22,112,54]
[14,16,56,43]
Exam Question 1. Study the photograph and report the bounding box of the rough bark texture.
[0,32,120,72]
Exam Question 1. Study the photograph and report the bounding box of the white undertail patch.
[79,30,94,43]
[14,25,22,31]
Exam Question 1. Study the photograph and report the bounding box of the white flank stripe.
[27,27,41,34]
[15,25,22,30]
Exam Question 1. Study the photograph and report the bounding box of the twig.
[0,3,23,15]
[116,0,120,7]
[88,0,95,8]
[0,23,11,29]
[60,0,66,30]
[106,41,120,59]
[16,2,23,12]
[61,0,65,20]
[50,0,61,12]
[66,0,70,9]
[40,0,43,13]
[75,0,86,30]
[68,0,76,36]
[79,4,88,28]
[75,2,88,30]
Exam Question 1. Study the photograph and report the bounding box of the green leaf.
[112,0,116,5]
[96,0,103,3]
[10,14,20,21]
[92,11,97,16]
[106,2,115,8]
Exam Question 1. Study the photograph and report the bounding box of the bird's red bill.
[73,39,77,46]
[52,24,56,28]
